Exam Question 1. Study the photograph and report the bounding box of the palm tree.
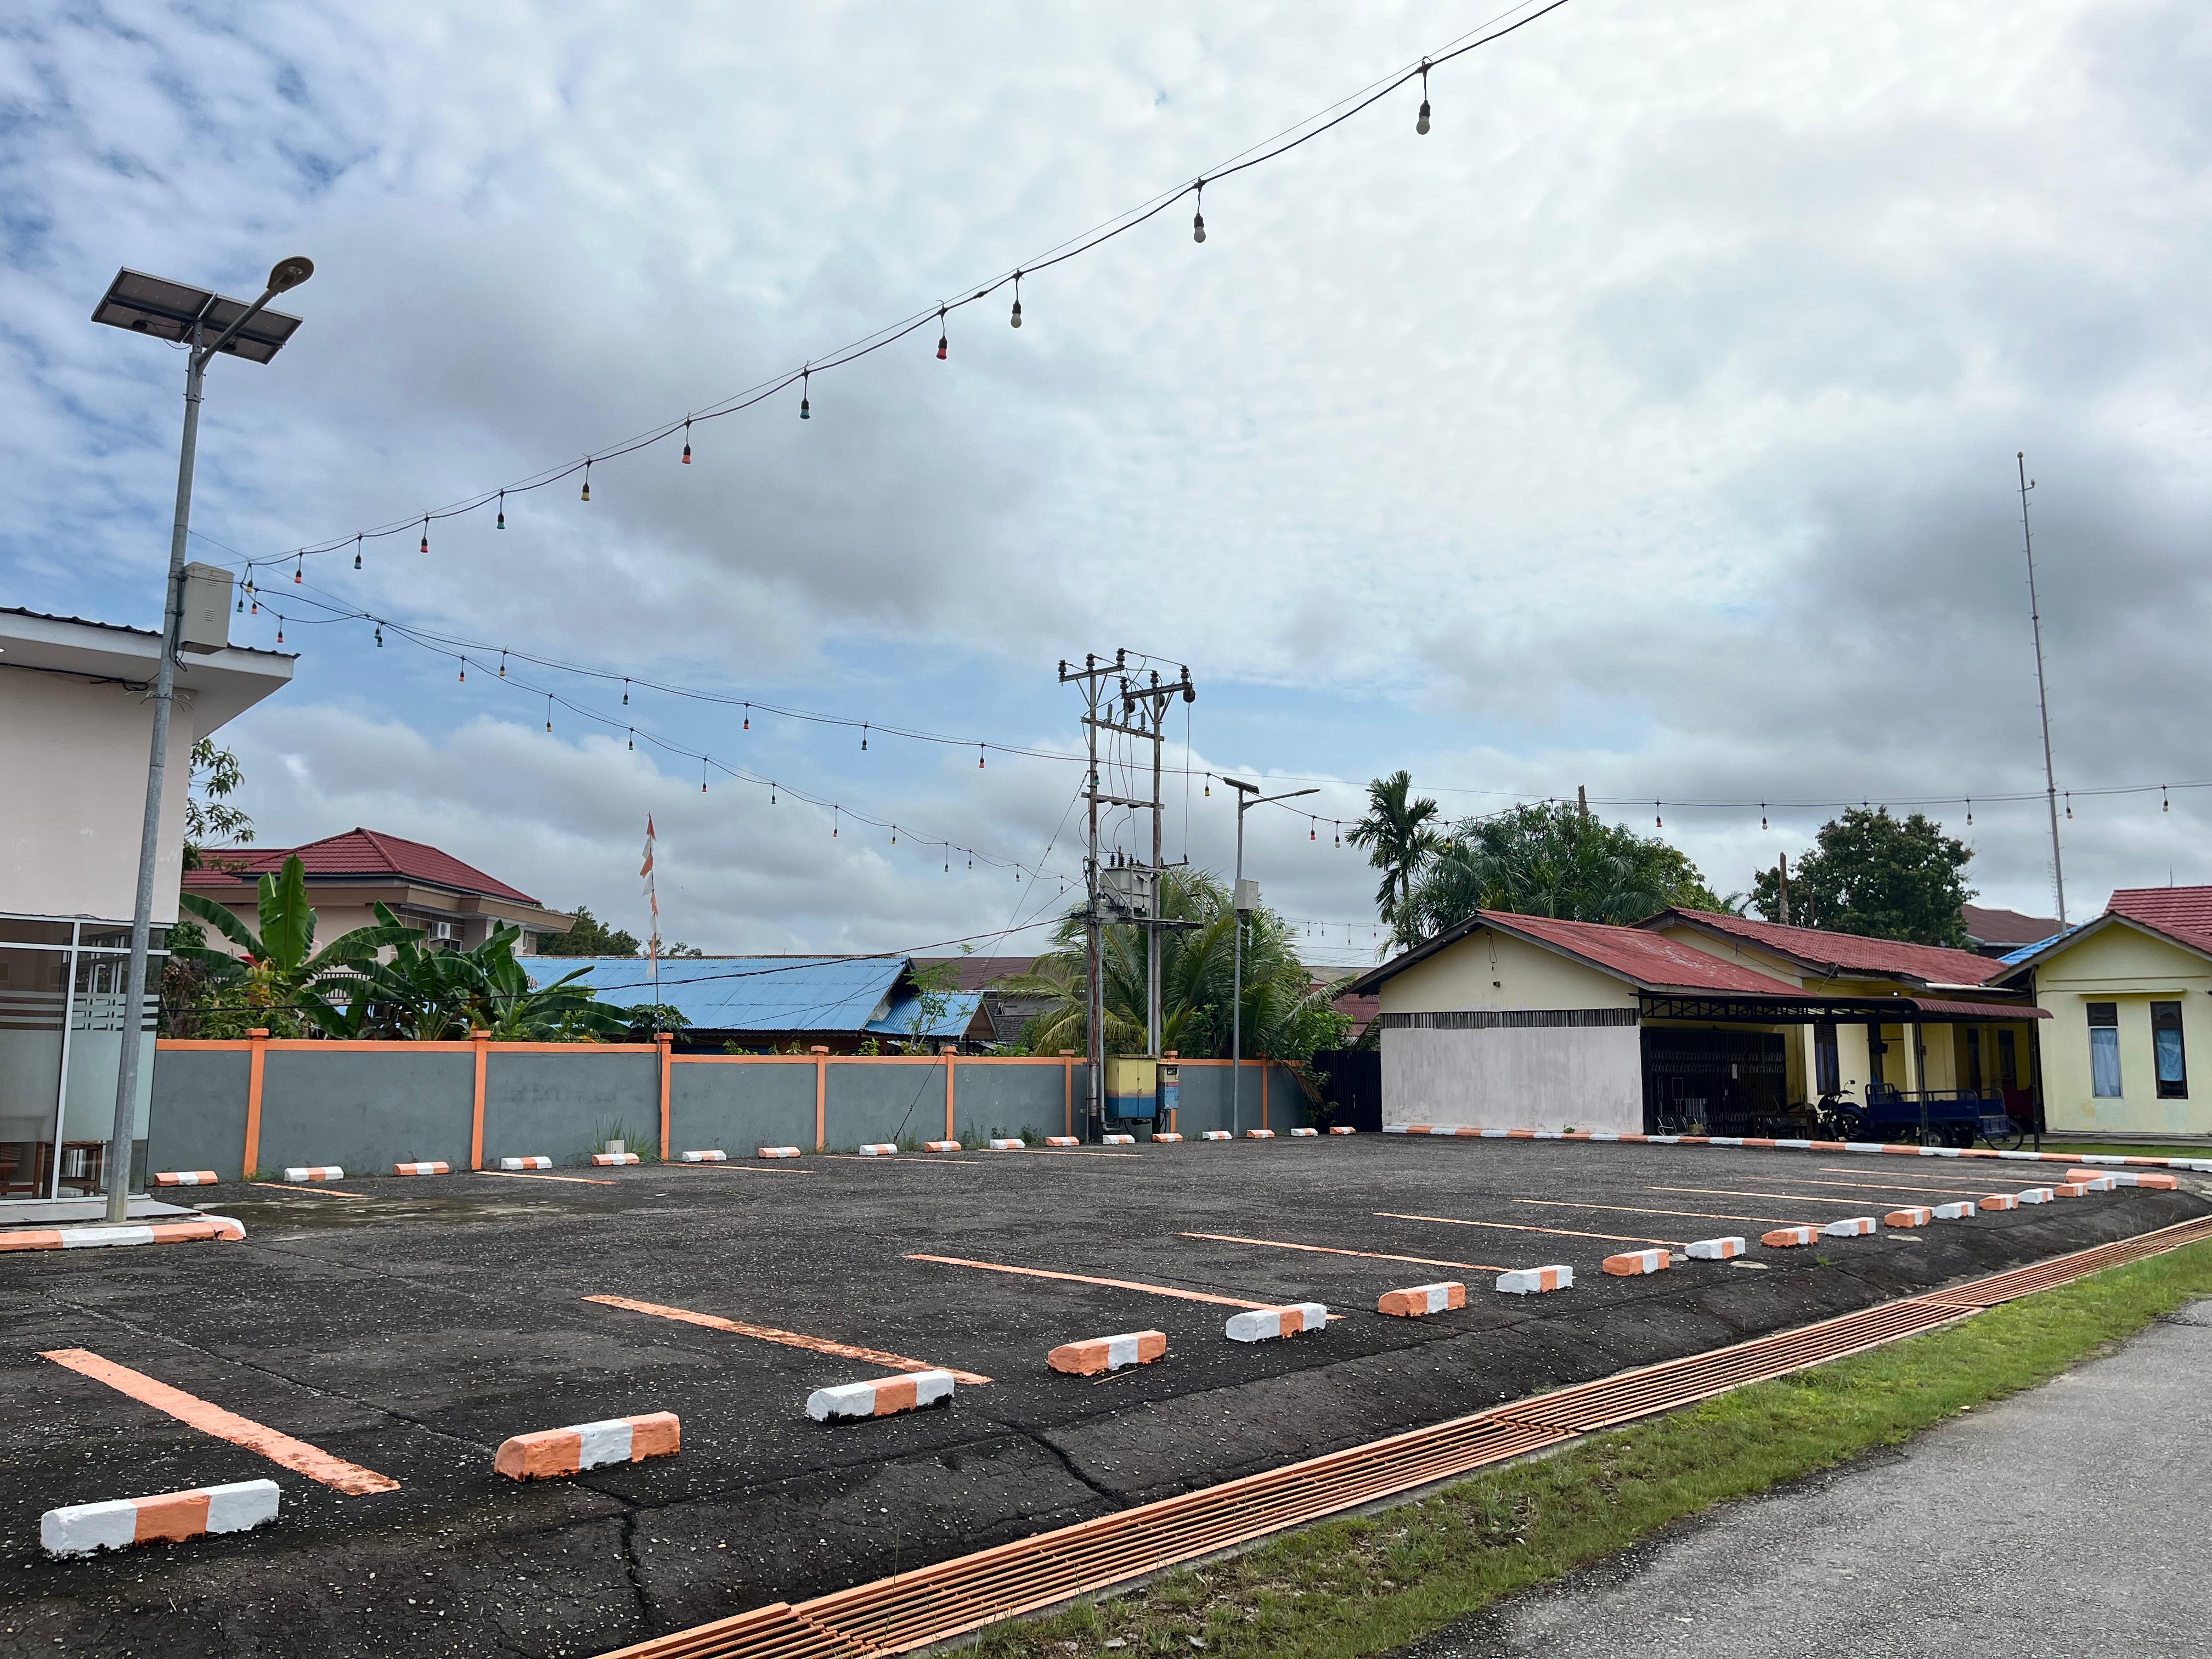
[176,856,417,1037]
[1404,802,1720,937]
[1004,870,1349,1062]
[1347,771,1444,947]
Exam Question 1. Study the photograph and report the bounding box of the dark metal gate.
[1310,1048,1381,1133]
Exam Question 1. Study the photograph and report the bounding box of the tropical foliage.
[172,856,421,1037]
[1748,808,1976,945]
[531,904,642,957]
[181,737,253,871]
[1005,870,1351,1064]
[166,855,632,1040]
[1402,802,1724,944]
[1346,771,1444,943]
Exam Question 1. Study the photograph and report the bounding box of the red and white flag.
[640,815,661,963]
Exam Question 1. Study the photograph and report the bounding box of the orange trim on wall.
[656,1032,673,1160]
[1262,1063,1269,1131]
[1063,1057,1073,1136]
[945,1054,957,1139]
[470,1029,489,1170]
[241,1029,268,1178]
[814,1050,828,1151]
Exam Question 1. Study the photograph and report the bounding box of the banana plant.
[342,905,629,1040]
[176,855,419,1037]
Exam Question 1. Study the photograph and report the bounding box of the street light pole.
[95,257,313,1222]
[1225,779,1317,1136]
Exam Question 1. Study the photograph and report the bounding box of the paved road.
[1405,1300,2212,1659]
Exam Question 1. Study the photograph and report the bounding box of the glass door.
[0,936,69,1199]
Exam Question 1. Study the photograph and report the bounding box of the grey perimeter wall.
[149,1045,1312,1172]
[1381,1025,1641,1134]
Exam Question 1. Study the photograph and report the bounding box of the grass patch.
[2037,1140,2209,1160]
[966,1238,2212,1659]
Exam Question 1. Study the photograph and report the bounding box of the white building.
[1,606,292,1201]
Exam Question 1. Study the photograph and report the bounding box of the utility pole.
[1776,851,1791,926]
[1059,653,1195,1139]
[2017,452,2067,925]
[1576,784,1589,821]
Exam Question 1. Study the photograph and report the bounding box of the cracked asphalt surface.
[2,1137,2203,1658]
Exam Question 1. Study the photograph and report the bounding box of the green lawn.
[967,1238,2212,1659]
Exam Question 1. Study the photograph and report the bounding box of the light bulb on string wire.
[622,679,629,706]
[2065,793,2073,819]
[936,305,949,360]
[1009,270,1023,329]
[1416,58,1432,134]
[457,659,465,683]
[1760,803,1768,831]
[353,534,363,569]
[495,490,505,531]
[498,651,507,678]
[580,461,591,503]
[861,725,868,752]
[374,623,383,647]
[799,367,811,420]
[419,516,430,554]
[978,744,986,769]
[545,695,552,735]
[293,553,301,584]
[627,729,634,751]
[1191,179,1206,243]
[681,419,692,465]
[1655,803,1663,829]
[743,704,749,731]
[702,759,708,794]
[275,622,283,645]
[1966,798,1973,826]
[2164,786,2171,812]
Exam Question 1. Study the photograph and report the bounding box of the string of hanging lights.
[222,0,1575,579]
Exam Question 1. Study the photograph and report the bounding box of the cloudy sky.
[7,0,2208,966]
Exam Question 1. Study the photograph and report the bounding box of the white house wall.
[1384,1019,1644,1133]
[1378,930,1644,1133]
[1,670,196,924]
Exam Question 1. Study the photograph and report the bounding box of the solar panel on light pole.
[91,256,313,1224]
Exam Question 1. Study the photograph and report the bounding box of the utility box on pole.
[177,563,234,655]
[1233,877,1261,912]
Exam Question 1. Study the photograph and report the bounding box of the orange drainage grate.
[598,1211,2212,1659]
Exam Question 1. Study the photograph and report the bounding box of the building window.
[1813,1023,1839,1095]
[1999,1029,2018,1091]
[2152,1001,2187,1100]
[2087,1002,2121,1098]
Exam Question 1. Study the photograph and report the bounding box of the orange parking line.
[1740,1173,2010,1198]
[819,1154,988,1166]
[1181,1232,1506,1273]
[38,1348,399,1495]
[1648,1185,1897,1207]
[482,1170,619,1186]
[1514,1198,1812,1226]
[249,1182,373,1199]
[1378,1211,1688,1249]
[1814,1167,2030,1191]
[672,1162,817,1175]
[1026,1150,1145,1159]
[585,1294,990,1385]
[905,1253,1272,1310]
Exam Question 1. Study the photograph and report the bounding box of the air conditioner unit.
[430,920,461,941]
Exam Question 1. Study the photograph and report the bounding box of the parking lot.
[3,1135,2204,1659]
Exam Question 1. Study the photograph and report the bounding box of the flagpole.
[642,815,661,1024]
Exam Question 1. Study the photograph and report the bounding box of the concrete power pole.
[2016,452,2067,925]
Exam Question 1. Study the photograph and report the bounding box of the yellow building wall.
[1378,931,1640,1015]
[2030,924,2212,1136]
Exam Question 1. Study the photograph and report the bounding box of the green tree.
[338,907,632,1040]
[1347,771,1444,943]
[532,905,642,956]
[1005,871,1351,1064]
[1748,808,1975,945]
[174,856,419,1036]
[182,737,253,871]
[1407,803,1724,942]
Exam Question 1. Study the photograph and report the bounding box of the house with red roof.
[183,828,573,956]
[1350,907,2044,1137]
[1995,888,2212,1138]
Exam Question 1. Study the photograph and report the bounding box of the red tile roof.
[1643,909,2003,987]
[182,828,541,906]
[1481,912,1798,995]
[2107,888,2212,956]
[1961,903,2062,947]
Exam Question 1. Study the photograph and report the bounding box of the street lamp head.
[1223,776,1258,793]
[266,256,314,294]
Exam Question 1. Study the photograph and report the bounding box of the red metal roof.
[1481,912,1799,995]
[2107,888,2212,956]
[1642,909,2003,986]
[182,827,541,906]
[1907,997,2050,1021]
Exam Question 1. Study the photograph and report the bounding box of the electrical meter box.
[177,562,234,655]
[1105,1055,1159,1120]
[1157,1059,1180,1126]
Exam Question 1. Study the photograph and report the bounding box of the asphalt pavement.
[1403,1299,2212,1659]
[2,1136,2202,1658]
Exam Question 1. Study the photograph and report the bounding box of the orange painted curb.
[1048,1330,1167,1375]
[495,1412,680,1480]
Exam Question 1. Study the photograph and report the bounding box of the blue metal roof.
[1997,928,2073,966]
[521,955,909,1033]
[868,990,985,1041]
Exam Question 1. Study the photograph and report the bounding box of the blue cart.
[1831,1084,2024,1150]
